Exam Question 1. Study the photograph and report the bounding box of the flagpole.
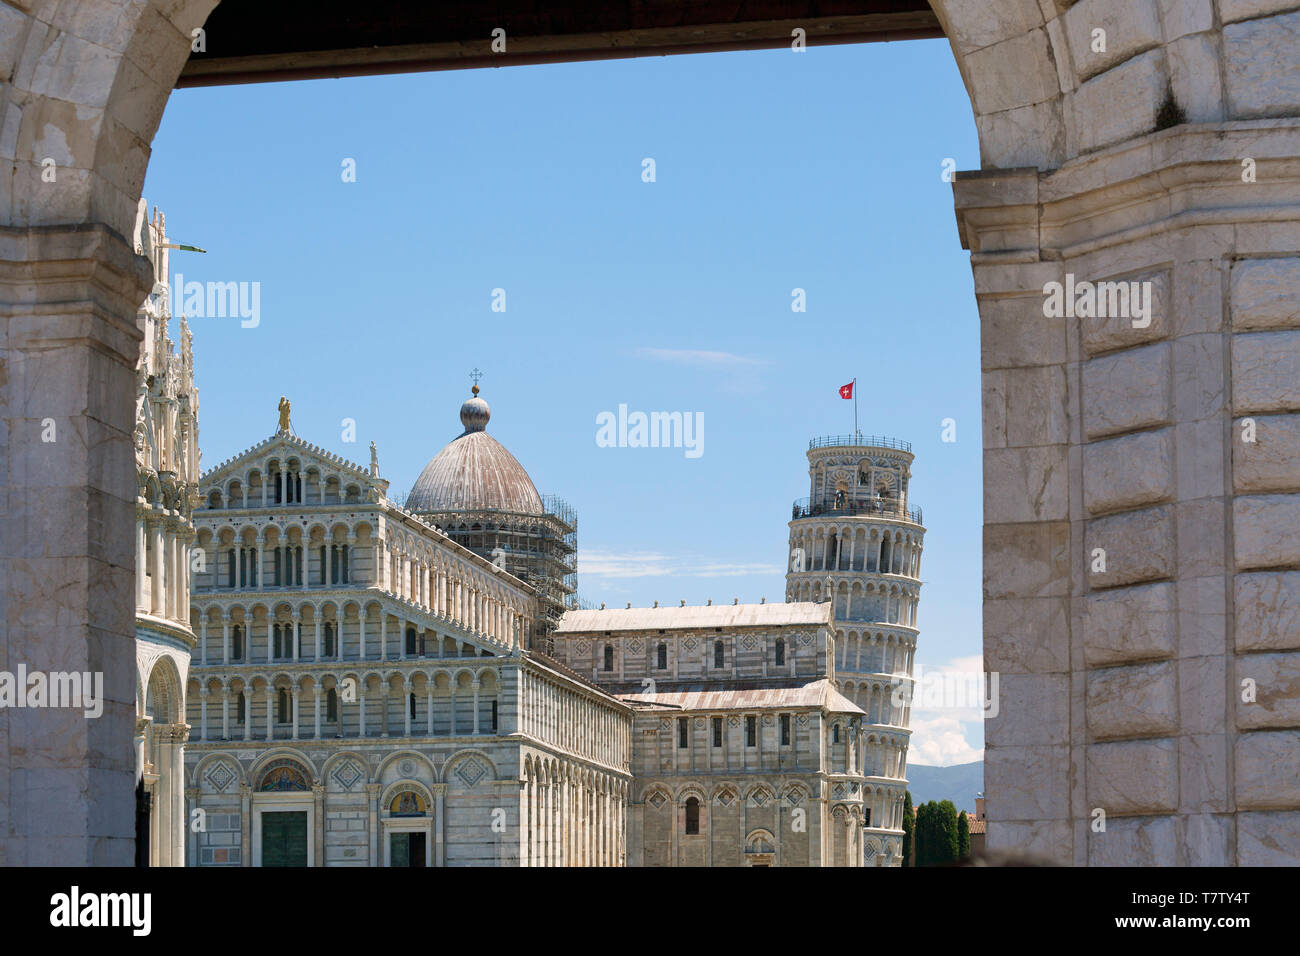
[853,377,858,440]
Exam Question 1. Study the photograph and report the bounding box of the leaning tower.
[785,434,923,863]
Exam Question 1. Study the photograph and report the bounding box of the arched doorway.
[2,0,1298,868]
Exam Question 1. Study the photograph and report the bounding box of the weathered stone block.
[1234,494,1300,569]
[1224,10,1300,119]
[1079,268,1169,355]
[985,819,1072,864]
[986,673,1070,745]
[1086,660,1176,739]
[984,596,1070,673]
[965,29,1060,114]
[1085,505,1175,588]
[1087,814,1177,866]
[1179,736,1229,812]
[1082,342,1171,438]
[984,446,1069,523]
[1069,49,1166,154]
[1235,730,1300,808]
[979,294,1068,370]
[985,745,1070,820]
[1183,812,1234,865]
[1238,811,1300,864]
[1083,581,1176,665]
[1087,739,1178,814]
[984,521,1071,600]
[1231,257,1300,330]
[1233,413,1300,492]
[1232,330,1300,413]
[1062,0,1162,82]
[1236,653,1300,729]
[1235,571,1300,651]
[1082,428,1173,514]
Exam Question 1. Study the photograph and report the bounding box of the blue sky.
[145,38,985,765]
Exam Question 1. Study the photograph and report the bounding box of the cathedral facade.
[179,390,917,866]
[134,203,200,867]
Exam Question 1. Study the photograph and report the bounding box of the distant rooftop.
[555,601,830,633]
[617,678,862,715]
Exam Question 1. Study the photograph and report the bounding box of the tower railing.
[808,434,912,452]
[791,495,922,525]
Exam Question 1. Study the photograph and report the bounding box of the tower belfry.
[786,433,924,834]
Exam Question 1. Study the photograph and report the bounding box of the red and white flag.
[839,381,854,400]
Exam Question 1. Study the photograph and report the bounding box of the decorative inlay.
[628,638,644,654]
[797,714,810,726]
[455,758,487,788]
[728,717,740,728]
[715,788,736,807]
[784,787,804,806]
[205,762,235,793]
[682,637,697,651]
[400,759,415,776]
[331,760,363,791]
[864,843,877,860]
[648,791,667,809]
[749,788,770,808]
[741,634,758,650]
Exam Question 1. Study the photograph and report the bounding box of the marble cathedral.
[141,208,921,865]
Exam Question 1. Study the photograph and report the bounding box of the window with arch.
[405,627,422,656]
[231,625,244,661]
[775,637,785,666]
[326,687,338,723]
[713,640,724,669]
[603,644,613,672]
[684,796,700,835]
[745,715,756,747]
[409,693,416,719]
[656,642,667,670]
[491,700,498,732]
[780,714,791,746]
[712,717,723,748]
[677,717,688,749]
[236,691,246,724]
[833,723,841,744]
[323,621,336,657]
[276,688,289,724]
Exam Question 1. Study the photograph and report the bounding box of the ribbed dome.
[406,392,544,515]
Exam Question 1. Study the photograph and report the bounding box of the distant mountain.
[905,761,984,810]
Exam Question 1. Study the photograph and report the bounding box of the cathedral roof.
[406,390,544,516]
[616,679,865,715]
[555,601,831,633]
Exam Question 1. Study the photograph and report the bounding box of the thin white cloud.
[637,348,770,368]
[582,549,784,579]
[636,347,771,394]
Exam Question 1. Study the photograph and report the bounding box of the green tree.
[901,791,914,867]
[957,807,971,859]
[913,801,929,865]
[935,800,960,864]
